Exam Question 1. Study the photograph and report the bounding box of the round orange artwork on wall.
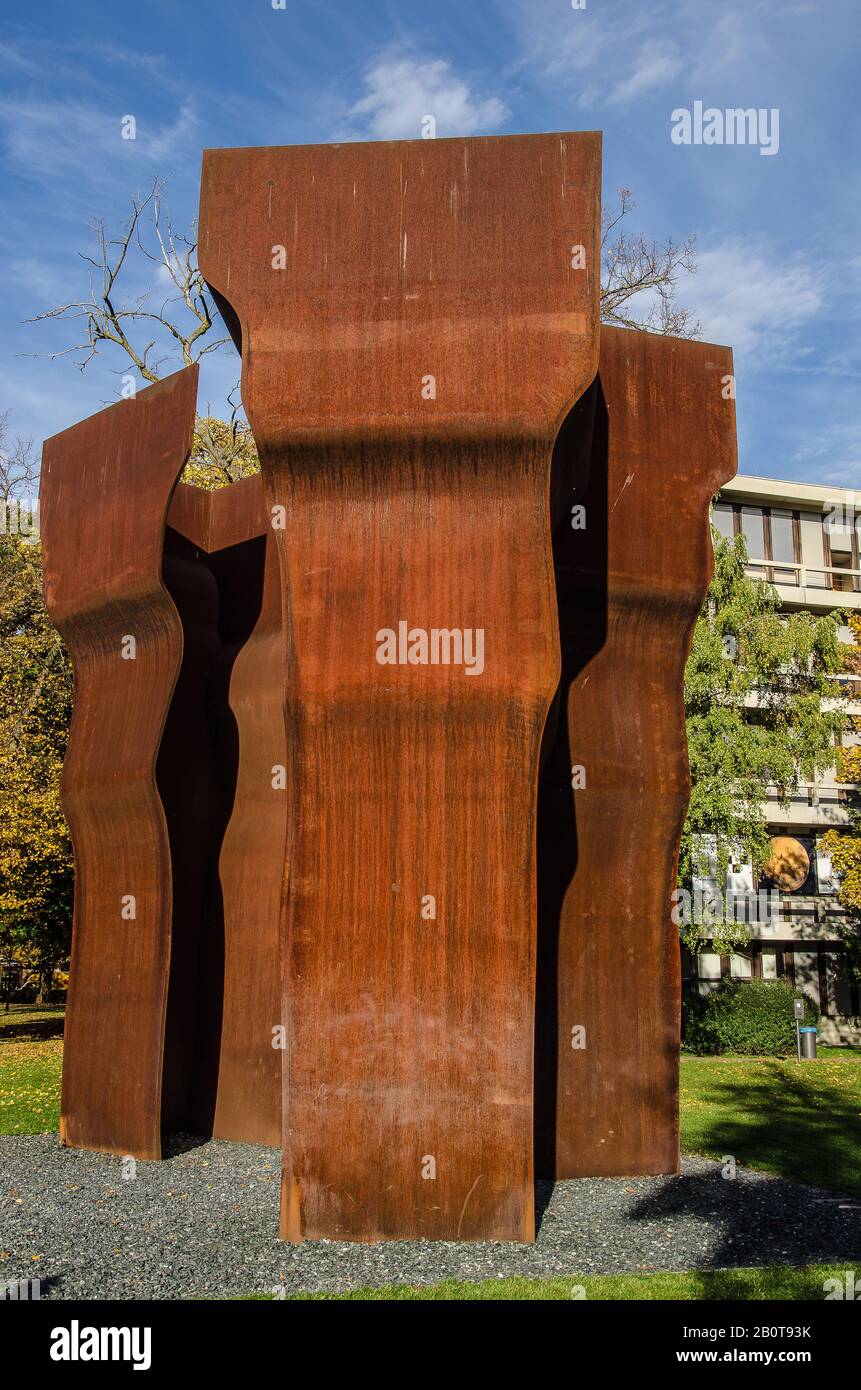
[762,835,810,892]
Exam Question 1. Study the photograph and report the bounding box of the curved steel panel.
[199,132,601,1241]
[40,366,199,1160]
[536,326,738,1178]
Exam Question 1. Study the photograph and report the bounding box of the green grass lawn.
[679,1052,861,1196]
[0,1037,63,1133]
[271,1265,852,1300]
[0,1004,64,1133]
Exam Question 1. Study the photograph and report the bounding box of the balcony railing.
[744,556,861,593]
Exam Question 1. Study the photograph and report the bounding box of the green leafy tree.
[1,416,72,998]
[680,528,845,955]
[820,611,861,982]
[183,409,261,489]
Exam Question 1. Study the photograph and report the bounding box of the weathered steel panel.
[198,132,602,1240]
[40,367,199,1160]
[535,326,738,1178]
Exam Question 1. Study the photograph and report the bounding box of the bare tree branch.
[27,180,247,485]
[27,178,230,383]
[0,412,40,506]
[600,187,702,339]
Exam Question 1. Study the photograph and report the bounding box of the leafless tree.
[28,180,256,485]
[28,178,230,384]
[600,187,701,339]
[0,411,40,505]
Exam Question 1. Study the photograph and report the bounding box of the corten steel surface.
[535,326,737,1179]
[167,477,284,1146]
[199,133,602,1240]
[40,367,198,1160]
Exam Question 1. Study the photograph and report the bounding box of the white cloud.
[146,103,197,162]
[0,41,42,76]
[688,238,825,362]
[0,97,198,192]
[342,53,509,141]
[504,0,677,107]
[607,40,683,107]
[505,0,809,111]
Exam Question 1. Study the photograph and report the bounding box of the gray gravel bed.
[1,1134,859,1299]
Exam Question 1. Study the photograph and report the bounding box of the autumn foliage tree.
[820,611,861,981]
[0,434,72,998]
[0,413,251,998]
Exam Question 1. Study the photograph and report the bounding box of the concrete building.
[684,474,861,1044]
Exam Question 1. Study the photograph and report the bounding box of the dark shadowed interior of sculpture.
[154,473,285,1151]
[157,528,267,1137]
[535,375,609,1180]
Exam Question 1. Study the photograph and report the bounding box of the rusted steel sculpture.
[41,373,284,1157]
[41,369,199,1159]
[198,132,602,1241]
[535,326,737,1178]
[43,130,739,1244]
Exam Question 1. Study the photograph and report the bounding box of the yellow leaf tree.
[820,612,861,980]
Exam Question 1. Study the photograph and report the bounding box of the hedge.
[682,977,819,1056]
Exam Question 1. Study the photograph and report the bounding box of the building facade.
[684,474,861,1045]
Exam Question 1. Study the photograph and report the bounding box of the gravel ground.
[2,1134,860,1299]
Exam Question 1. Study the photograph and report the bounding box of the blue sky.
[1,0,859,484]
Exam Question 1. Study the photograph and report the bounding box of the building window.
[769,509,797,584]
[698,952,722,986]
[715,498,805,585]
[826,952,854,1018]
[711,502,735,543]
[740,506,767,575]
[824,508,859,592]
[730,953,753,980]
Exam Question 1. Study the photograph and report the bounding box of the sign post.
[794,997,804,1060]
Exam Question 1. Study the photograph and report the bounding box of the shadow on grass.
[625,1160,861,1276]
[622,1057,861,1277]
[0,1016,65,1042]
[681,1058,861,1197]
[681,1264,848,1301]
